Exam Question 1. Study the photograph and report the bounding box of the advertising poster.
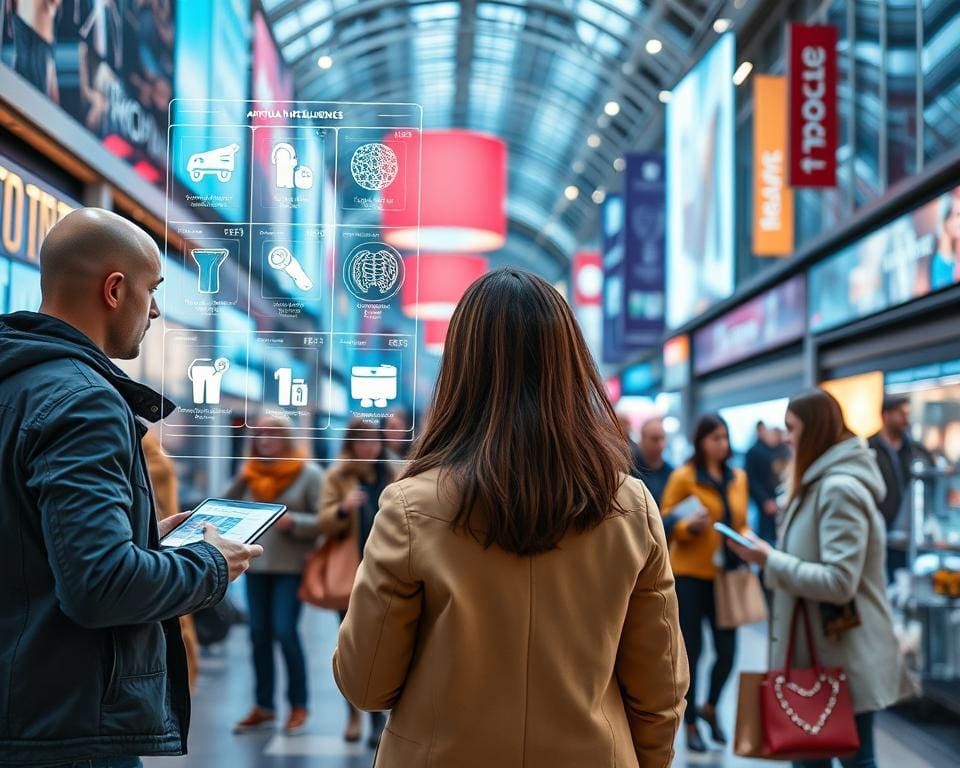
[0,0,175,186]
[809,186,960,332]
[788,24,838,188]
[666,33,735,328]
[623,152,665,347]
[693,275,806,375]
[753,75,794,256]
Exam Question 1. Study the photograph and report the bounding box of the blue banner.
[601,195,625,364]
[623,152,666,346]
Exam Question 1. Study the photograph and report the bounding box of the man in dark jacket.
[868,395,934,576]
[0,209,262,767]
[745,421,781,545]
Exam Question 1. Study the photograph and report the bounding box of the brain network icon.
[344,242,405,301]
[350,143,399,191]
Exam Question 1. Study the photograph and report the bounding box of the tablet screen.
[160,498,286,548]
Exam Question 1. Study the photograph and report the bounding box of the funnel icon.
[191,248,229,294]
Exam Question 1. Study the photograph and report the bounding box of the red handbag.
[760,600,860,761]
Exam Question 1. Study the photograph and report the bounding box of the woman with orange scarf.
[227,414,323,736]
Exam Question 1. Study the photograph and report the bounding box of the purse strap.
[784,599,821,680]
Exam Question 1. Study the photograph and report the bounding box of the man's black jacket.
[0,312,227,766]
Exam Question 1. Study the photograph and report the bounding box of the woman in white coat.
[729,389,912,768]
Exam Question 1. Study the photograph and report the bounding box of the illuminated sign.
[753,76,794,256]
[788,24,838,188]
[0,155,76,266]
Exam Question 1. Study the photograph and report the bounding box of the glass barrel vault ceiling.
[261,0,752,278]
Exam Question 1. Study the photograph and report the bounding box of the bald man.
[0,209,261,767]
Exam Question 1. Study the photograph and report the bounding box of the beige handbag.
[734,671,767,758]
[715,567,769,629]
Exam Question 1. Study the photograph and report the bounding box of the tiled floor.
[144,584,958,767]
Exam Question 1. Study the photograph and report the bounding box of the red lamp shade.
[572,250,603,307]
[384,130,507,252]
[402,253,488,320]
[423,319,449,355]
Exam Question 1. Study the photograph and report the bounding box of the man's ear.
[103,272,125,309]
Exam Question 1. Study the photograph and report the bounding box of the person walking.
[229,414,324,736]
[0,208,260,767]
[661,414,750,754]
[745,421,781,546]
[635,416,675,507]
[729,389,912,768]
[867,395,934,577]
[332,269,688,768]
[319,418,397,749]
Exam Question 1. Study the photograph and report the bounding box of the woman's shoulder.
[666,462,696,484]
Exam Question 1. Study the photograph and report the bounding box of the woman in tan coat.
[319,418,396,748]
[333,269,689,768]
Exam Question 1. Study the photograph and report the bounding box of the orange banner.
[753,76,794,256]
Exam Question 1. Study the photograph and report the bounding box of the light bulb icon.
[268,246,313,292]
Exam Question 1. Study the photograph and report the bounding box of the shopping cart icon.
[351,365,397,409]
[187,143,241,182]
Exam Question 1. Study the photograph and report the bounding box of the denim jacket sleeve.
[22,385,227,629]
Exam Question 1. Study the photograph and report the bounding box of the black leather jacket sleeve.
[22,386,227,629]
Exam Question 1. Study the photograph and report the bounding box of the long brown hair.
[403,268,631,555]
[787,388,853,500]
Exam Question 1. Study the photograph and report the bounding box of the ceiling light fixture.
[713,18,733,34]
[317,55,333,69]
[572,160,585,174]
[604,100,621,116]
[734,0,747,8]
[613,157,626,172]
[645,39,663,55]
[658,90,672,104]
[733,61,754,86]
[587,133,601,148]
[564,185,580,201]
[592,189,607,204]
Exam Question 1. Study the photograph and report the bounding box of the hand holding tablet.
[161,498,287,548]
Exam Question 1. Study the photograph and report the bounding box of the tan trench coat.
[333,468,689,768]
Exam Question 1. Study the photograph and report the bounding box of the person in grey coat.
[227,414,324,736]
[729,389,912,768]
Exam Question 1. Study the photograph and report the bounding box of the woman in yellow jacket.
[661,413,750,754]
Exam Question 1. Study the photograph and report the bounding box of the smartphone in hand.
[713,522,756,550]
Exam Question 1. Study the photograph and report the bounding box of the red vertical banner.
[788,24,838,188]
[572,250,603,307]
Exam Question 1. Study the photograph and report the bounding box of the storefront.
[809,183,960,716]
[690,274,807,460]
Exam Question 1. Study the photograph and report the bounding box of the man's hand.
[686,509,711,534]
[763,499,779,516]
[158,511,192,540]
[203,524,264,581]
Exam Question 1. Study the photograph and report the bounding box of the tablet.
[160,498,287,548]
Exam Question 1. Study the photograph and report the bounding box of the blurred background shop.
[2,0,960,766]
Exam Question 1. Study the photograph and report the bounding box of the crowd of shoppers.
[226,414,324,736]
[0,208,917,768]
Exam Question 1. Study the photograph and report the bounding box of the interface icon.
[351,364,397,409]
[350,143,399,191]
[275,367,308,407]
[272,143,314,190]
[187,143,240,182]
[188,357,230,405]
[191,248,229,294]
[343,242,404,301]
[268,246,314,292]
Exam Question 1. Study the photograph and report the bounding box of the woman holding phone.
[318,418,396,748]
[661,414,750,754]
[727,389,910,768]
[332,269,688,768]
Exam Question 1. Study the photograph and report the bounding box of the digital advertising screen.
[161,99,422,460]
[809,185,960,333]
[0,0,175,186]
[666,33,735,329]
